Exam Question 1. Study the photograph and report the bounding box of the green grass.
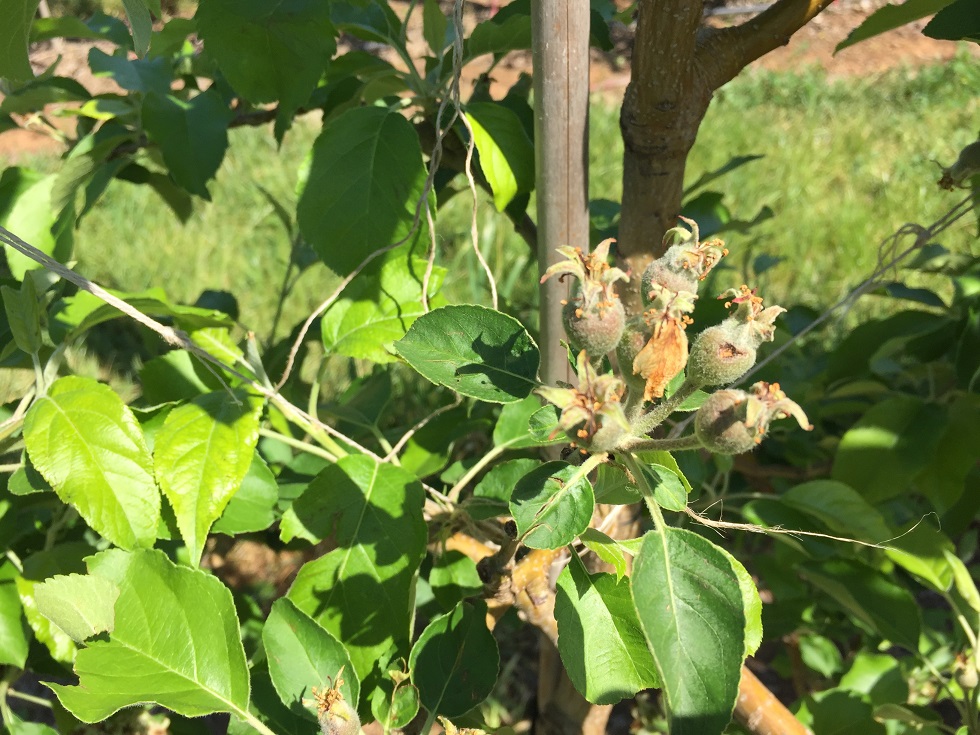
[5,50,979,346]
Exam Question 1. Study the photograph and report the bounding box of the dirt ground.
[1,2,976,161]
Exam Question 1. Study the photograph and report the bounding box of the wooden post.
[532,0,590,388]
[531,4,601,734]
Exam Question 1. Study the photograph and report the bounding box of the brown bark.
[617,0,835,314]
[735,665,814,735]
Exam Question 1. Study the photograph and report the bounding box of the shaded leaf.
[321,256,445,363]
[263,598,358,719]
[0,561,30,668]
[142,88,233,199]
[632,528,745,735]
[409,601,498,718]
[836,0,954,51]
[284,456,427,682]
[555,553,659,704]
[510,461,594,549]
[924,0,980,41]
[0,0,41,80]
[799,558,920,650]
[298,106,427,275]
[395,304,539,403]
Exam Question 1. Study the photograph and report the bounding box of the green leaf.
[321,256,445,363]
[914,395,980,512]
[141,89,233,199]
[555,553,659,704]
[466,102,534,211]
[0,168,72,280]
[429,551,483,611]
[212,453,278,536]
[298,106,427,275]
[4,708,59,735]
[153,390,262,567]
[835,0,955,51]
[371,668,419,731]
[510,461,594,549]
[717,548,763,658]
[422,0,448,54]
[780,480,893,542]
[593,463,640,505]
[0,0,40,81]
[465,1,531,58]
[263,598,358,719]
[492,394,547,447]
[873,703,943,726]
[631,528,745,735]
[885,522,956,592]
[409,600,499,718]
[88,48,171,95]
[831,395,947,504]
[944,549,980,613]
[284,455,427,682]
[579,528,629,580]
[644,463,687,512]
[139,350,215,404]
[14,544,91,663]
[8,456,52,495]
[924,0,980,41]
[23,376,160,549]
[1,275,42,354]
[51,287,233,343]
[122,0,152,56]
[47,549,251,722]
[34,573,119,643]
[195,0,335,118]
[395,304,539,403]
[466,457,537,520]
[0,561,30,668]
[798,558,920,650]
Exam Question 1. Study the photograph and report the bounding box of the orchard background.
[0,1,979,735]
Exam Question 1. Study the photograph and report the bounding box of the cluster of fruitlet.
[538,218,811,457]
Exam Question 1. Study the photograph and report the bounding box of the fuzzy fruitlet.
[694,389,757,454]
[686,323,757,388]
[695,382,811,454]
[563,294,625,356]
[308,669,360,735]
[686,286,784,387]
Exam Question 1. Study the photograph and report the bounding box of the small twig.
[385,396,463,462]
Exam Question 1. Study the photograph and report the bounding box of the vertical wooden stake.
[532,0,590,388]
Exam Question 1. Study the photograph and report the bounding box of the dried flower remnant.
[305,667,360,735]
[537,350,630,452]
[641,215,729,298]
[438,717,489,735]
[632,284,698,401]
[694,382,812,454]
[542,239,629,355]
[686,286,785,388]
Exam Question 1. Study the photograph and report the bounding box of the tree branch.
[697,0,836,90]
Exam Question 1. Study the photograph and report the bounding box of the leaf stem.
[632,379,701,436]
[622,451,666,533]
[257,428,337,463]
[623,434,702,453]
[5,687,53,708]
[447,440,515,503]
[232,707,281,735]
